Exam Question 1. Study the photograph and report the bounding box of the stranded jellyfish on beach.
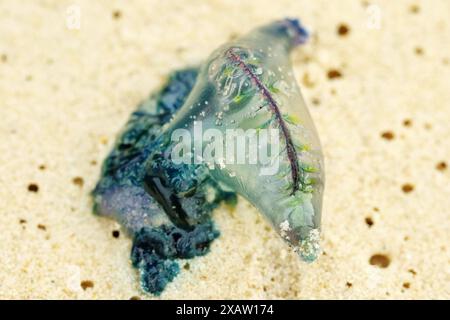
[93,18,324,295]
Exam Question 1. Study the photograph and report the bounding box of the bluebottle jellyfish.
[93,18,324,295]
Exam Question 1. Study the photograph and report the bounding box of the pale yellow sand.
[0,0,449,299]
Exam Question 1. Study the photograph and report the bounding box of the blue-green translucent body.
[93,18,324,295]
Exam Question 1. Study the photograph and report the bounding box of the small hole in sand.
[19,219,27,224]
[409,5,420,14]
[72,177,84,187]
[228,32,239,41]
[337,23,350,36]
[184,263,190,270]
[327,69,342,80]
[365,217,374,227]
[100,137,108,145]
[175,47,186,55]
[1,54,7,62]
[112,10,122,19]
[81,280,94,290]
[312,98,320,106]
[38,164,46,170]
[112,230,120,238]
[130,296,141,300]
[37,224,47,231]
[403,282,411,289]
[302,73,315,88]
[373,207,379,212]
[436,161,447,171]
[28,183,39,193]
[414,47,424,56]
[346,282,353,288]
[90,160,97,166]
[408,269,417,276]
[403,119,412,127]
[402,183,414,193]
[381,131,394,140]
[369,254,390,268]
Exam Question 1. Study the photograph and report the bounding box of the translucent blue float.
[93,18,324,295]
